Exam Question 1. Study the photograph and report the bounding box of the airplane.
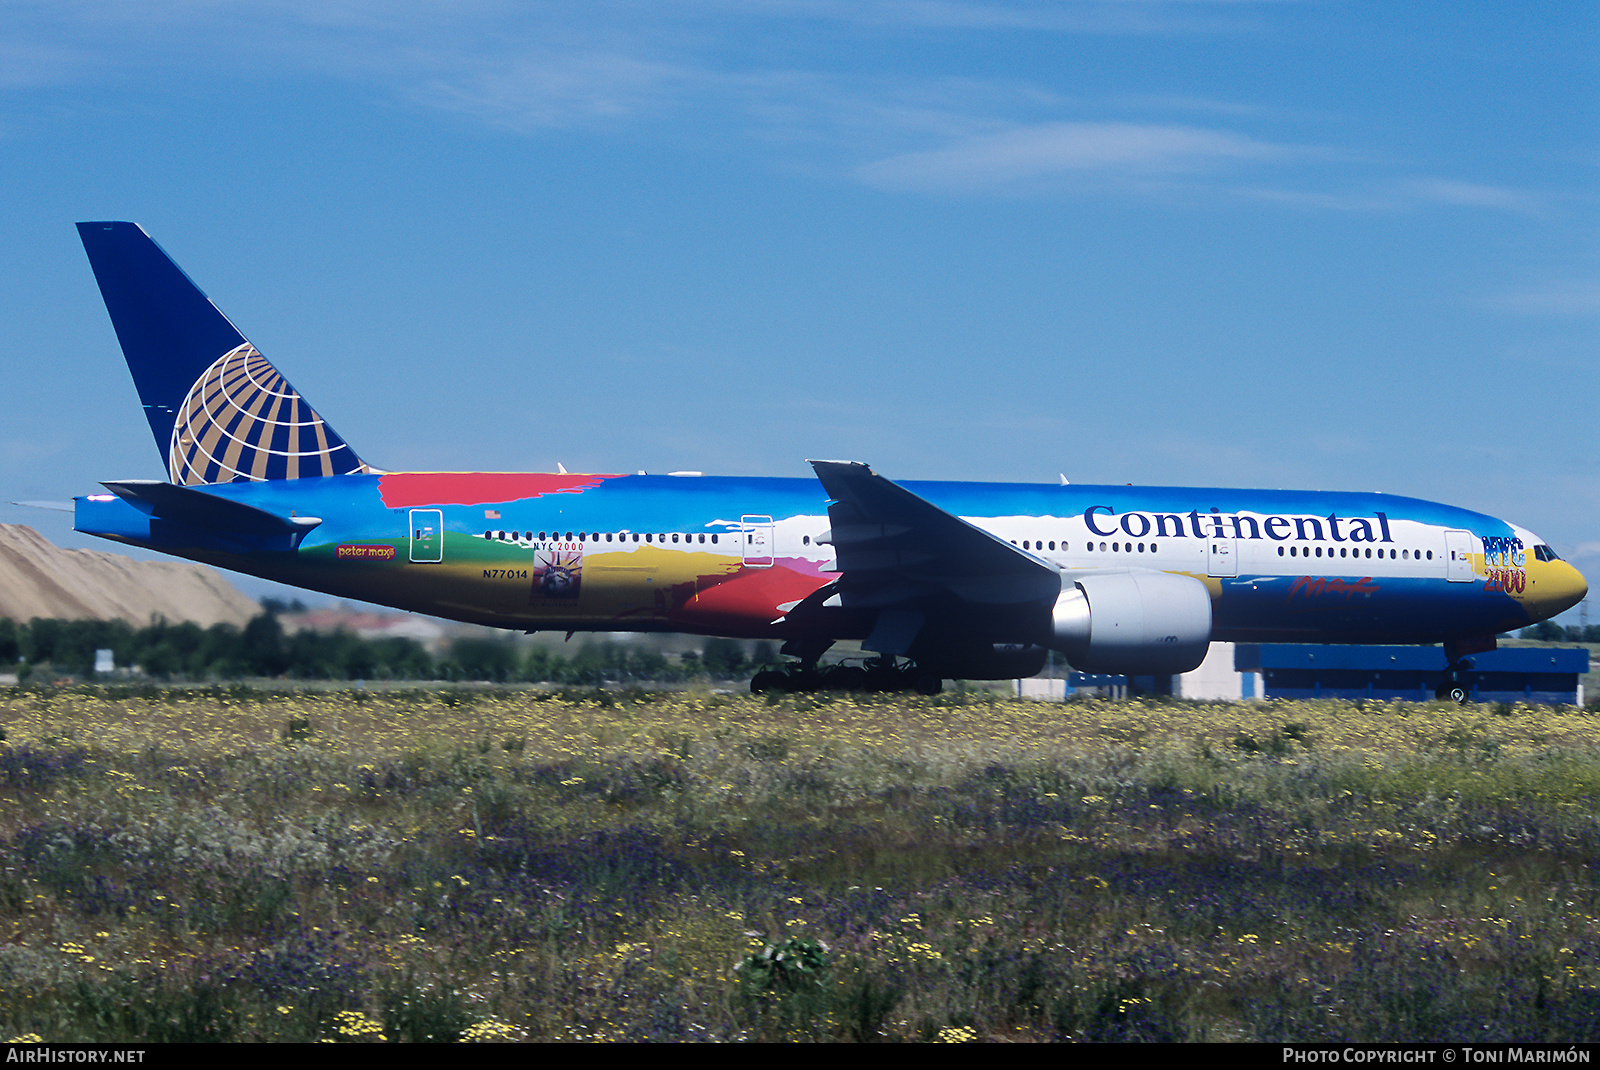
[72,221,1588,701]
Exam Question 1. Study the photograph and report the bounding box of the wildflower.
[330,1010,387,1042]
[459,1018,517,1043]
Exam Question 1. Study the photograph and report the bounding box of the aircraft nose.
[1529,559,1588,621]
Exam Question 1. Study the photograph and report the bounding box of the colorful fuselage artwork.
[77,466,1586,646]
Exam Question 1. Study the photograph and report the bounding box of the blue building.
[1232,644,1591,705]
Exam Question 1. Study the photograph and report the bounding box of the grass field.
[1,685,1598,1042]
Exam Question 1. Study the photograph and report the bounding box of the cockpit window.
[1534,545,1563,562]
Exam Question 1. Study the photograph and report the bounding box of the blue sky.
[1,1,1596,621]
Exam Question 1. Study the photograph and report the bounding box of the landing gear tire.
[863,664,902,693]
[748,660,944,695]
[831,666,870,691]
[1438,644,1483,706]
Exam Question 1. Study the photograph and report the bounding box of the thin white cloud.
[1116,93,1334,122]
[1397,177,1540,214]
[856,120,1295,193]
[1487,279,1600,317]
[1240,175,1543,216]
[0,39,94,89]
[659,0,1274,34]
[409,51,700,130]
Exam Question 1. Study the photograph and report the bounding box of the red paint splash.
[377,472,622,509]
[671,565,831,625]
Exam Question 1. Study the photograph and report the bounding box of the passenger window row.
[483,530,720,545]
[1277,546,1432,561]
[1010,539,1162,555]
[996,537,1438,563]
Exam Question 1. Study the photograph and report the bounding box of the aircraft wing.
[808,460,1061,610]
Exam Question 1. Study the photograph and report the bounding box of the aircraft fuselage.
[76,468,1585,649]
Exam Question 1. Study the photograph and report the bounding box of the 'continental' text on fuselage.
[1083,506,1395,544]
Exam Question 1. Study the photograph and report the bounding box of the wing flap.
[808,460,1060,608]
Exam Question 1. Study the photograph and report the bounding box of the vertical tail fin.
[77,221,368,485]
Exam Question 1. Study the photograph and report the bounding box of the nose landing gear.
[1435,638,1492,704]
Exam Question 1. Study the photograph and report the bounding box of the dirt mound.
[0,524,258,627]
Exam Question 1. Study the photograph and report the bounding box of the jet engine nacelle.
[1049,570,1212,675]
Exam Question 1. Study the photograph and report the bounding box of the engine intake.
[1050,570,1212,675]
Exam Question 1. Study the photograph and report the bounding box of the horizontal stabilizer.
[102,480,321,538]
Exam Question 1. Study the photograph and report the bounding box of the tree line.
[0,607,779,685]
[1519,621,1600,644]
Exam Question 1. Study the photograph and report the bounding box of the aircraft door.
[741,515,774,568]
[1207,537,1236,577]
[409,509,443,563]
[1445,530,1475,582]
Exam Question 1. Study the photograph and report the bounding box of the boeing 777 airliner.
[72,222,1588,699]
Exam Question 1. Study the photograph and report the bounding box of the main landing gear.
[750,655,943,696]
